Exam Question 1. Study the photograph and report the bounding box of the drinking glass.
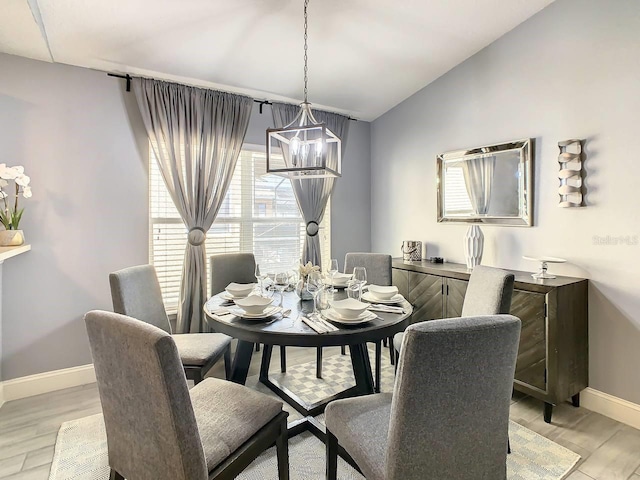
[255,264,268,296]
[328,258,339,293]
[274,272,289,306]
[352,266,367,301]
[306,271,323,315]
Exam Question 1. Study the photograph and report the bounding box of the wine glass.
[306,271,323,315]
[328,259,339,293]
[274,272,289,306]
[352,266,367,301]
[255,264,267,296]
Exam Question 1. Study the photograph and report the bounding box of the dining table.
[203,287,413,437]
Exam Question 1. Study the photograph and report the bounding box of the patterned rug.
[49,351,580,479]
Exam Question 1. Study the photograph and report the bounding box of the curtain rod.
[106,73,357,121]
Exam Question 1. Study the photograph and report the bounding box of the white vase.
[0,229,25,247]
[463,225,484,269]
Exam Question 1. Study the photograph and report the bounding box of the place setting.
[211,282,291,322]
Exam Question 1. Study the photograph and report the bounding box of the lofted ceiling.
[0,0,555,120]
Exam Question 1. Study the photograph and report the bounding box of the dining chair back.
[344,252,392,286]
[461,265,515,317]
[85,310,289,480]
[210,253,257,296]
[109,264,171,333]
[326,314,521,480]
[85,310,208,480]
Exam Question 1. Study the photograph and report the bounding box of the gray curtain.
[462,154,496,215]
[271,103,350,267]
[134,78,252,333]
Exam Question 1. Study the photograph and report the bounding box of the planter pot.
[0,230,25,247]
[463,225,484,269]
[295,279,314,300]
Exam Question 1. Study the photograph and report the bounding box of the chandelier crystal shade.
[266,0,342,179]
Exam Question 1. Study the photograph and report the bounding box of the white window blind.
[149,147,331,311]
[443,165,474,215]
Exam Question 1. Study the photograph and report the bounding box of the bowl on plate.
[331,272,353,286]
[233,295,274,315]
[329,298,369,320]
[367,285,399,301]
[225,282,255,298]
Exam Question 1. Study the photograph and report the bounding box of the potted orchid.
[295,261,321,300]
[0,164,32,246]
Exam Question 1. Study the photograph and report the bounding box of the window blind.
[443,165,474,214]
[149,147,331,311]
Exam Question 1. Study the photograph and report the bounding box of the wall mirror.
[437,138,533,226]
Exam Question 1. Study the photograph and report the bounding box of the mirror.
[437,138,533,226]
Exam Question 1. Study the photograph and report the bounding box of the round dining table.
[204,289,413,427]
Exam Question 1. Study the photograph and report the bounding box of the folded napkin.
[301,315,339,333]
[367,304,405,314]
[209,306,231,315]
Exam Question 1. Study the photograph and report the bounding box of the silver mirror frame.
[436,138,533,226]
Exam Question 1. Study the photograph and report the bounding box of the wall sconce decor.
[558,139,584,207]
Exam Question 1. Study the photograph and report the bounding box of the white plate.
[228,306,281,319]
[321,308,377,325]
[361,291,405,304]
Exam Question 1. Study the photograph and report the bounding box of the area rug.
[49,352,580,479]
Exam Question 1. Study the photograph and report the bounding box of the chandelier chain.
[303,0,309,103]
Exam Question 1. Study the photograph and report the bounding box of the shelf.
[0,244,31,262]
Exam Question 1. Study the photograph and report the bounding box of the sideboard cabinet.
[392,259,588,423]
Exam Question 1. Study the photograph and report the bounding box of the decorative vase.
[295,278,314,300]
[0,229,25,247]
[463,225,484,269]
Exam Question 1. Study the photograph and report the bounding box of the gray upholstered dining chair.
[85,310,289,480]
[327,252,393,391]
[110,264,232,384]
[393,264,515,363]
[209,252,289,371]
[326,315,521,480]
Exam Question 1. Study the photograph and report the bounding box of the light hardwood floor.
[1,346,639,480]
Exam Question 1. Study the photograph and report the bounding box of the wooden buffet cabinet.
[391,259,588,423]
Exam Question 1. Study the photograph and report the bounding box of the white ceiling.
[0,0,555,120]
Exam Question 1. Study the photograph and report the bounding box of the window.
[149,146,331,311]
[443,165,474,215]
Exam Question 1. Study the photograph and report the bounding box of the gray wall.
[371,0,640,403]
[0,53,371,380]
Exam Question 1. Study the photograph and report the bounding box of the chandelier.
[266,0,342,178]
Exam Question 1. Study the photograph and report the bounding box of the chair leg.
[223,345,231,381]
[388,337,395,365]
[326,429,339,480]
[507,438,511,454]
[394,349,399,374]
[109,469,124,480]
[383,337,388,347]
[276,415,290,480]
[340,345,347,355]
[280,346,287,373]
[255,343,261,352]
[375,340,382,393]
[316,347,323,379]
[192,369,203,385]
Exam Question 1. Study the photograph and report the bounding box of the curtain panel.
[134,77,252,333]
[271,103,350,268]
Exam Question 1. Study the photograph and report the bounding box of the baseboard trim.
[581,387,640,430]
[1,364,96,403]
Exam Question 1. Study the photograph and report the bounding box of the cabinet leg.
[571,393,580,408]
[544,402,554,423]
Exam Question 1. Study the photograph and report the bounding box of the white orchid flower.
[0,166,20,180]
[22,186,32,198]
[15,174,30,187]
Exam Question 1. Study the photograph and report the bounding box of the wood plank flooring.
[1,345,639,479]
